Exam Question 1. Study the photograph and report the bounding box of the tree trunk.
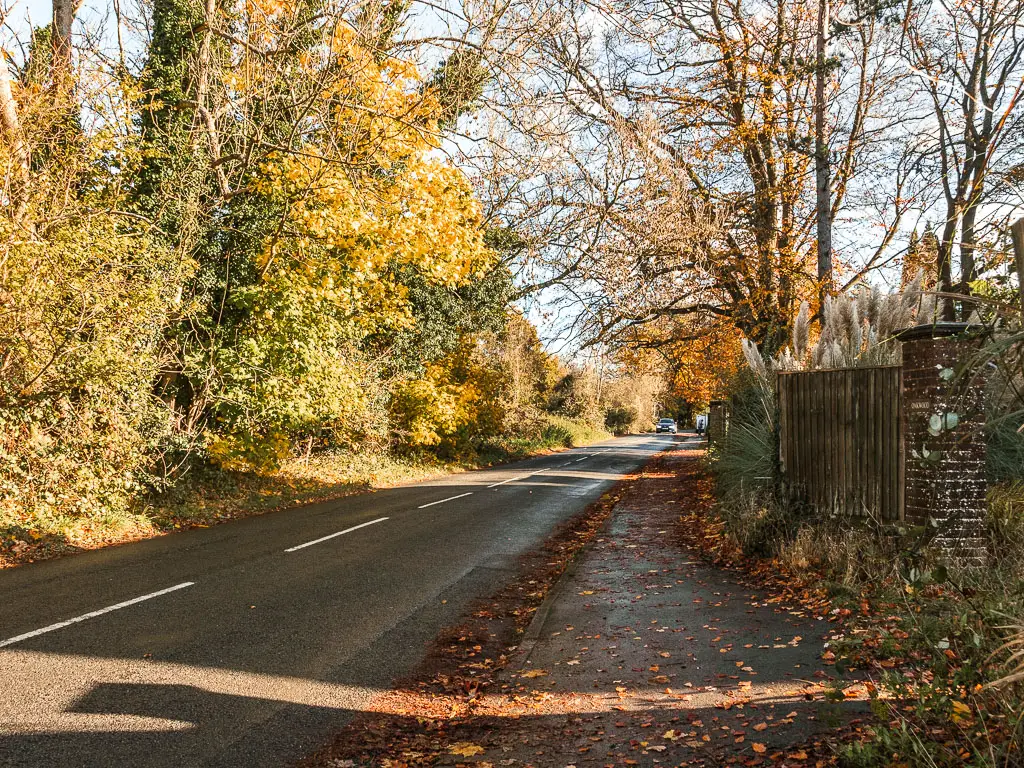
[938,217,957,321]
[51,0,78,91]
[1011,217,1024,315]
[959,193,980,295]
[195,0,229,196]
[814,0,832,293]
[958,128,988,303]
[958,180,983,321]
[0,56,31,228]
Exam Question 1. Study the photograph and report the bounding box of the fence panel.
[778,366,903,521]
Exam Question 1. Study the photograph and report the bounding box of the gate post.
[708,400,728,444]
[896,323,988,563]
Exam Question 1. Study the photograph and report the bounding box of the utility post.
[815,0,833,302]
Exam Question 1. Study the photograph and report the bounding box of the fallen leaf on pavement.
[449,742,485,757]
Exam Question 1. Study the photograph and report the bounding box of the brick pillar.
[897,323,988,563]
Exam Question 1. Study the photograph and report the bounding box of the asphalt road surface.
[0,433,676,767]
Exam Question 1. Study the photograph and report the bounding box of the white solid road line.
[285,517,389,552]
[0,582,196,649]
[417,492,473,509]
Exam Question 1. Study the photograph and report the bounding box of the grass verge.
[701,467,1024,767]
[0,416,613,569]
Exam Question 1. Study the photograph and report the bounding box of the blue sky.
[6,0,52,39]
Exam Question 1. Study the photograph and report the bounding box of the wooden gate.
[778,366,904,521]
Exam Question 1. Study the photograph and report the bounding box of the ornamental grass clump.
[768,274,926,373]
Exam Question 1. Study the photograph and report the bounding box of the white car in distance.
[655,418,677,434]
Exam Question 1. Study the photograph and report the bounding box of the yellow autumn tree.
[206,19,493,470]
[390,336,506,456]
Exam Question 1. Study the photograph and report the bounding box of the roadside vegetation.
[703,288,1024,767]
[1,284,652,564]
[0,6,671,565]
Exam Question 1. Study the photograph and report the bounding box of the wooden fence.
[778,366,904,521]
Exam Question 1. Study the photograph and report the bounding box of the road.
[0,433,673,767]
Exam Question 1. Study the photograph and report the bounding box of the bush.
[602,373,664,433]
[389,346,503,459]
[0,217,184,541]
[539,419,575,448]
[548,369,602,425]
[604,405,637,435]
[707,373,777,497]
[541,414,610,447]
[478,414,611,461]
[986,482,1024,570]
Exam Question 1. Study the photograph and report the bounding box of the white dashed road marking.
[487,474,531,488]
[417,492,473,509]
[284,517,390,552]
[0,582,196,649]
[489,470,548,488]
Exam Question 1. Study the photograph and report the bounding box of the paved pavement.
[436,447,862,766]
[0,434,670,767]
